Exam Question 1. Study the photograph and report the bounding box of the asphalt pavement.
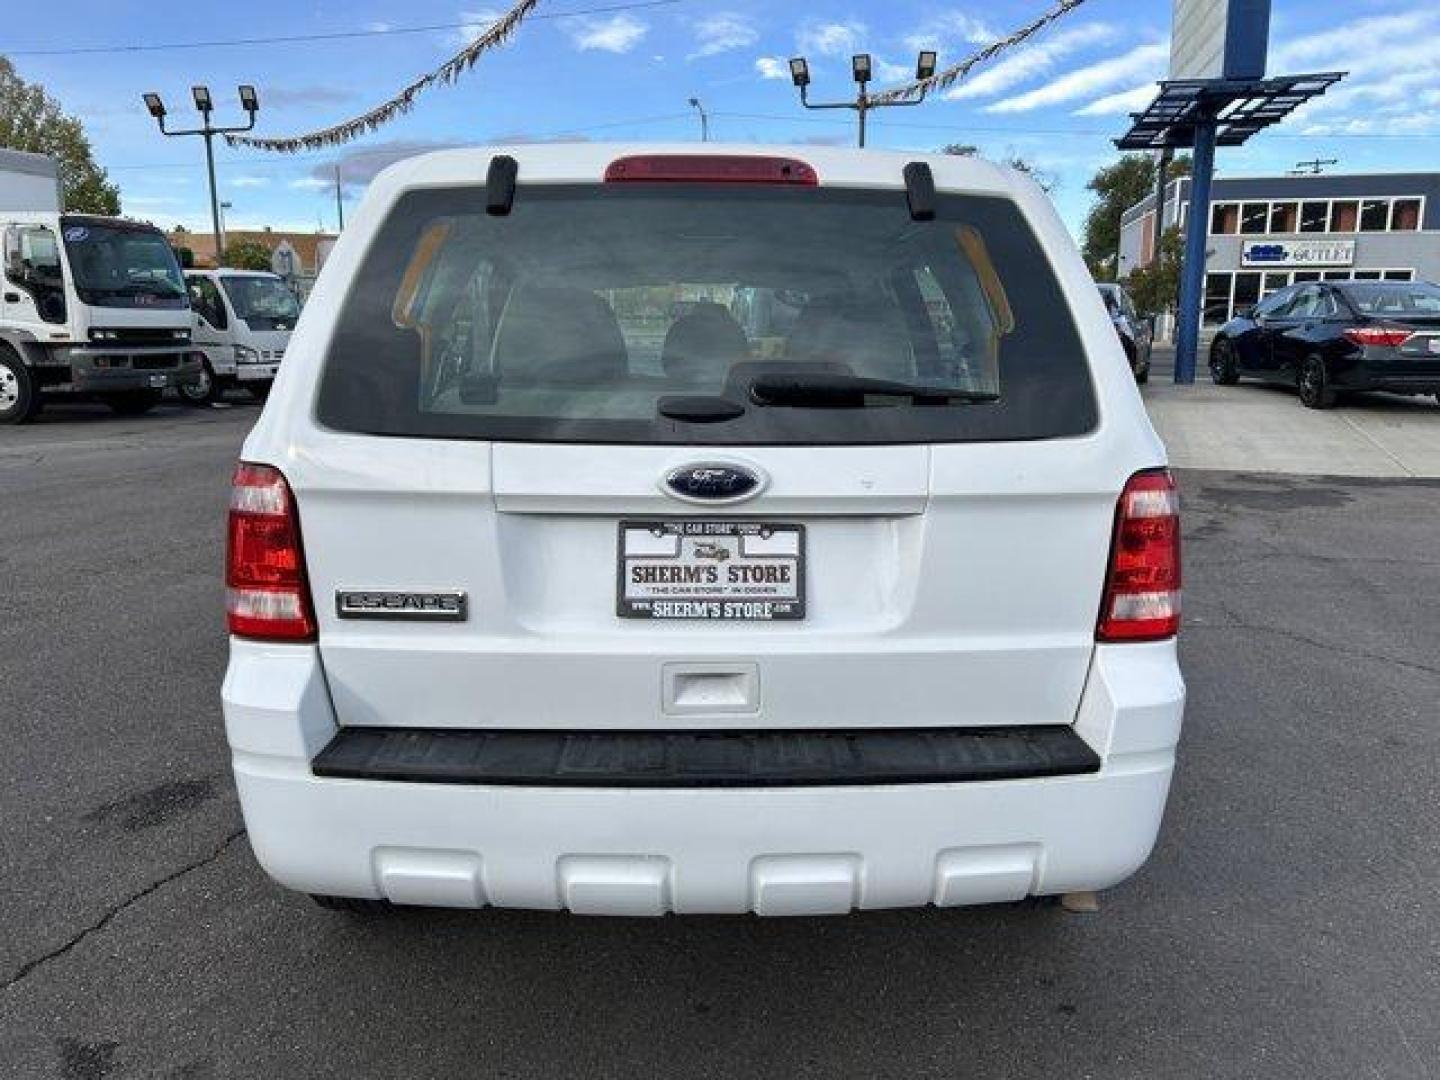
[1145,346,1440,478]
[1,398,1438,1079]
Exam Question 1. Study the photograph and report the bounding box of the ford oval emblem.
[663,462,765,504]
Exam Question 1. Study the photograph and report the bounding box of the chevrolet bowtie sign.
[1241,239,1356,269]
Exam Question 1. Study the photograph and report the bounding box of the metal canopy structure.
[1115,62,1344,386]
[1116,72,1345,151]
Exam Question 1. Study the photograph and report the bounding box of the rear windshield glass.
[1341,281,1440,316]
[316,184,1097,445]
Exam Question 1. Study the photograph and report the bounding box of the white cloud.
[449,9,501,47]
[874,58,914,84]
[798,19,866,57]
[689,13,757,59]
[1264,11,1440,137]
[366,21,393,33]
[904,11,995,53]
[562,13,648,53]
[229,176,271,189]
[945,23,1116,100]
[986,42,1167,113]
[289,177,331,191]
[1074,82,1158,116]
[755,57,788,80]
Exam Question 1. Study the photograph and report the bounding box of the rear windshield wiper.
[749,373,1000,408]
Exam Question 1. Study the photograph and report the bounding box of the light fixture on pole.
[141,84,261,263]
[789,50,939,148]
[688,97,710,143]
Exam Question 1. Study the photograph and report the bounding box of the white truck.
[1,147,201,423]
[182,268,297,405]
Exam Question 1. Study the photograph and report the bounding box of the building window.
[1262,272,1290,296]
[1292,271,1321,283]
[1269,203,1298,233]
[1210,203,1239,235]
[1391,199,1421,231]
[1300,202,1329,233]
[1323,271,1350,281]
[1233,272,1262,314]
[1240,203,1269,234]
[1359,199,1390,232]
[1329,200,1358,232]
[1383,269,1414,282]
[1204,273,1232,327]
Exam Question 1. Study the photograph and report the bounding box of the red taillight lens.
[604,155,819,185]
[1097,469,1181,643]
[226,462,316,641]
[1343,326,1412,348]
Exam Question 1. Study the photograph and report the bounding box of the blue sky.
[5,0,1438,239]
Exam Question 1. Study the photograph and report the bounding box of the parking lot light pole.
[142,86,260,263]
[789,51,938,148]
[688,97,710,143]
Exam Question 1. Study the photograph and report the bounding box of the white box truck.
[1,147,202,423]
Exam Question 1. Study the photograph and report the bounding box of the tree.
[1125,227,1183,316]
[223,238,272,271]
[940,143,1057,193]
[0,56,120,215]
[1082,153,1190,279]
[173,246,195,269]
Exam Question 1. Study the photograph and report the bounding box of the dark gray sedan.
[1210,280,1440,409]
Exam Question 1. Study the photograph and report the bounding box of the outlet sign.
[1242,239,1355,268]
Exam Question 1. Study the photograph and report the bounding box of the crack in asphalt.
[1188,619,1440,680]
[0,828,246,995]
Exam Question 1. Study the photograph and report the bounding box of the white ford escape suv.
[222,144,1185,917]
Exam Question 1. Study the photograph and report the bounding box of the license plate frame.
[617,520,806,621]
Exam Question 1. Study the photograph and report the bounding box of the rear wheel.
[1209,339,1239,385]
[107,390,162,416]
[179,361,218,407]
[247,382,272,402]
[310,894,392,915]
[1298,355,1336,410]
[0,347,41,425]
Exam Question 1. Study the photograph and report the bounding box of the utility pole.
[789,51,938,148]
[334,166,345,231]
[1151,147,1173,266]
[142,85,259,262]
[687,98,710,143]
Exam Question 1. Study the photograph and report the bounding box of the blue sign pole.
[1173,114,1217,384]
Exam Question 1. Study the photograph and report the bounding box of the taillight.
[604,155,818,185]
[226,462,316,641]
[1343,326,1412,348]
[1097,469,1181,643]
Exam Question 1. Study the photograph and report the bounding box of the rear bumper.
[223,640,1185,915]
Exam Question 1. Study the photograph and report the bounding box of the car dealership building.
[1119,172,1440,332]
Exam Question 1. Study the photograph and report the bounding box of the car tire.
[0,346,41,425]
[1209,339,1240,385]
[310,894,392,915]
[247,383,272,402]
[1136,362,1150,385]
[1298,355,1336,410]
[179,360,219,407]
[107,390,162,416]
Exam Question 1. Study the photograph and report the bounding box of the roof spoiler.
[486,155,518,216]
[903,161,936,222]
